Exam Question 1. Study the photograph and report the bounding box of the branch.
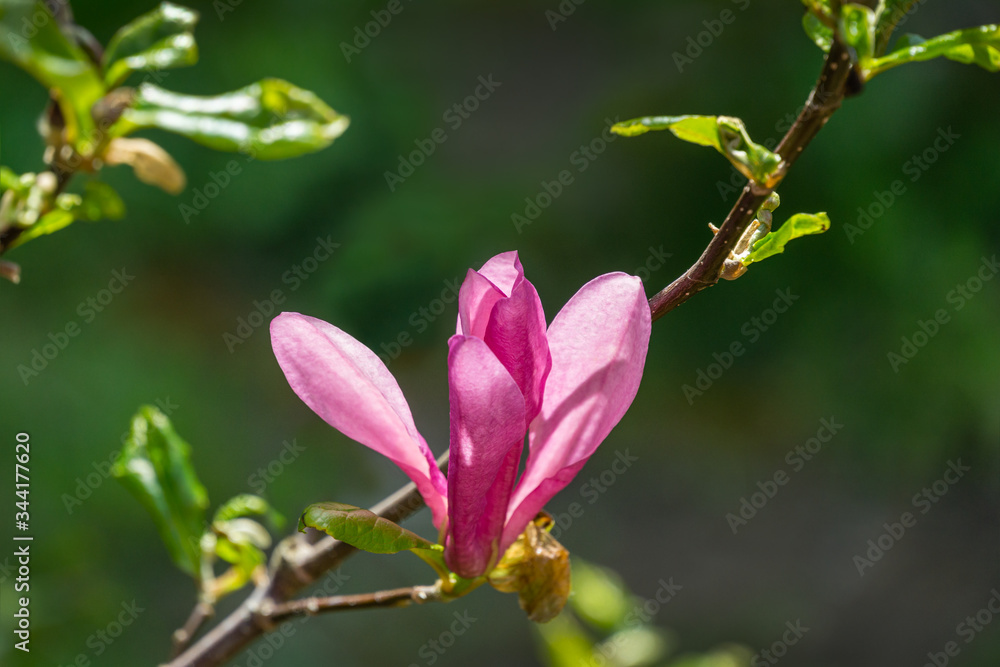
[169,35,860,667]
[163,457,441,667]
[261,585,442,624]
[170,601,214,658]
[647,38,855,321]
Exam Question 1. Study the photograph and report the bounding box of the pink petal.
[501,274,651,553]
[483,278,551,424]
[270,312,448,528]
[444,335,526,578]
[476,250,523,295]
[456,251,523,337]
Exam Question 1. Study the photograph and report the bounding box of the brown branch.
[261,585,442,624]
[170,601,214,658]
[648,37,855,321]
[169,33,861,667]
[163,455,444,667]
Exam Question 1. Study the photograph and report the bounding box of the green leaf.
[113,79,350,160]
[213,493,283,529]
[7,181,125,249]
[867,25,1000,77]
[112,405,209,578]
[569,560,633,631]
[103,2,199,88]
[0,0,105,150]
[803,12,834,51]
[840,3,879,62]
[801,0,834,51]
[77,181,126,221]
[744,212,831,266]
[877,0,920,54]
[611,115,783,186]
[0,166,21,192]
[299,502,440,554]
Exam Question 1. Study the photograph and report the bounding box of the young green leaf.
[7,181,125,249]
[867,25,1000,78]
[112,405,209,578]
[840,3,880,63]
[801,0,834,51]
[744,212,831,266]
[300,502,441,554]
[102,2,199,88]
[877,1,921,54]
[112,79,350,160]
[0,0,105,150]
[612,115,783,186]
[803,12,834,52]
[213,493,284,528]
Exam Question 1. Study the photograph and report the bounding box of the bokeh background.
[1,1,998,665]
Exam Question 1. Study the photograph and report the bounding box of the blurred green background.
[1,1,998,665]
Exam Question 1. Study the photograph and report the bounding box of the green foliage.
[0,0,347,260]
[112,407,279,600]
[800,0,834,51]
[300,502,442,555]
[840,3,879,62]
[0,0,106,146]
[744,212,831,267]
[868,25,1000,77]
[112,405,209,578]
[207,495,280,599]
[798,0,998,82]
[213,493,283,527]
[7,180,125,249]
[611,115,782,186]
[535,559,751,667]
[102,2,198,88]
[114,79,349,160]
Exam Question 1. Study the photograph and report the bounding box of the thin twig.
[170,601,214,658]
[162,455,445,667]
[262,585,442,624]
[169,34,860,667]
[647,38,855,321]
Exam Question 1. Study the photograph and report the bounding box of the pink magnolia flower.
[270,252,650,578]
